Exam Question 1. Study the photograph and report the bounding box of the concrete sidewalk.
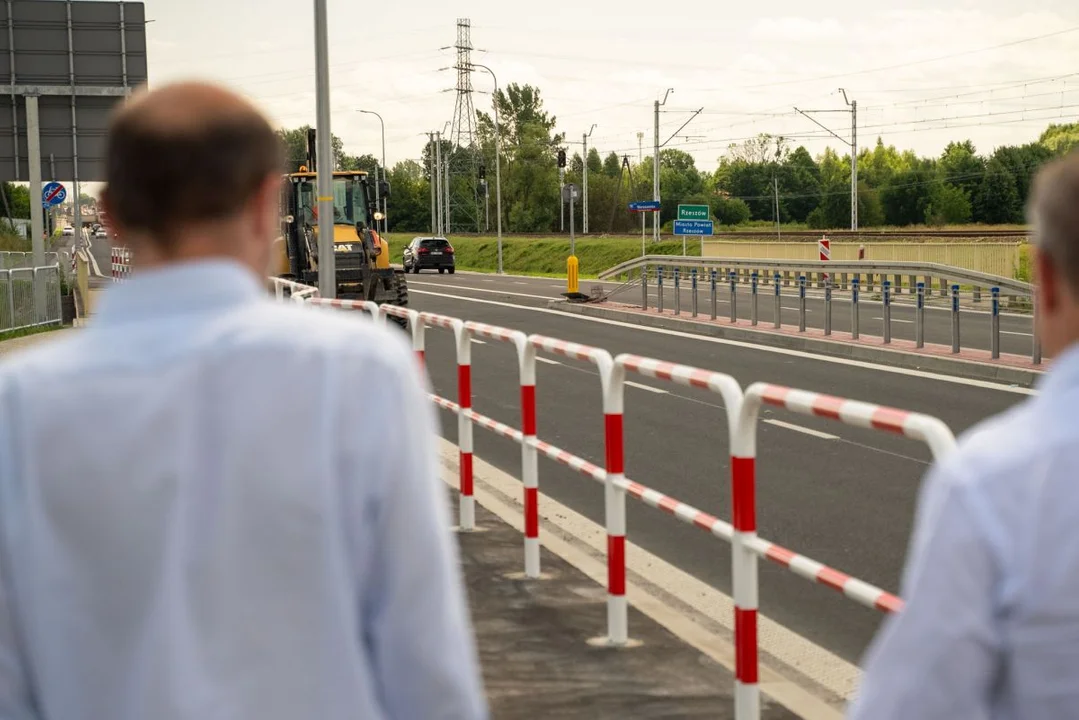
[453,495,797,719]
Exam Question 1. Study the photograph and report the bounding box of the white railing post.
[600,352,628,645]
[731,395,762,720]
[517,336,540,577]
[454,320,475,530]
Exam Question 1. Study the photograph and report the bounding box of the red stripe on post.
[688,369,713,389]
[521,385,537,436]
[524,487,539,538]
[415,350,425,371]
[731,457,756,532]
[875,593,904,614]
[692,511,720,531]
[604,414,625,475]
[624,480,647,498]
[759,385,790,407]
[658,496,680,514]
[735,607,759,683]
[811,394,845,421]
[817,566,851,592]
[765,545,797,566]
[654,361,677,381]
[460,452,473,496]
[607,535,626,595]
[871,407,909,435]
[457,364,472,409]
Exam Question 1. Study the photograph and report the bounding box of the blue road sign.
[628,200,661,212]
[42,182,66,207]
[673,219,714,236]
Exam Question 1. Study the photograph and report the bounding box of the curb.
[550,300,1043,389]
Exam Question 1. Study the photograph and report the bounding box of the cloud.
[749,17,844,42]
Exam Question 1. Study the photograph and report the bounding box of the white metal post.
[472,63,502,272]
[358,110,386,234]
[26,96,44,270]
[313,0,335,299]
[583,124,596,235]
[428,133,436,233]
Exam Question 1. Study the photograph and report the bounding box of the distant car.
[403,236,455,274]
[94,227,107,239]
[61,225,74,237]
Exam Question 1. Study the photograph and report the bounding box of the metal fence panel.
[0,265,62,332]
[701,241,1021,279]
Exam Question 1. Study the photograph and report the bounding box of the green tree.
[938,141,984,202]
[1039,122,1079,157]
[386,160,429,233]
[880,158,936,226]
[711,195,751,226]
[277,125,349,171]
[586,148,602,174]
[925,182,972,225]
[602,151,621,178]
[1,183,30,219]
[807,149,851,229]
[778,146,821,223]
[974,158,1021,224]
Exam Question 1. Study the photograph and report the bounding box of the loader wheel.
[439,268,445,274]
[389,271,409,330]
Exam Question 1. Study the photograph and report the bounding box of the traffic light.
[557,148,566,168]
[478,164,486,180]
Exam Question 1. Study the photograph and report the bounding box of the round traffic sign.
[42,182,66,207]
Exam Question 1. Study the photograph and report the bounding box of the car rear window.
[421,238,450,249]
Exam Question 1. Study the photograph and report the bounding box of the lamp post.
[357,109,387,234]
[471,62,503,274]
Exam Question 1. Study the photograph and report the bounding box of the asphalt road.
[405,270,1030,666]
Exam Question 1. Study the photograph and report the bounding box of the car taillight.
[445,246,454,254]
[419,247,430,254]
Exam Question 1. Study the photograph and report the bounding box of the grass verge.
[0,323,63,344]
[386,234,698,278]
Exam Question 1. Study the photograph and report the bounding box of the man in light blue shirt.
[849,152,1079,719]
[0,82,487,720]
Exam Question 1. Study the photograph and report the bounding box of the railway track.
[429,229,1031,240]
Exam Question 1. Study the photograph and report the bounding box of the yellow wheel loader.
[272,129,408,326]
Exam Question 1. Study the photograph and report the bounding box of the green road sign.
[677,204,709,221]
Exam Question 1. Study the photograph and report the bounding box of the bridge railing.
[279,280,958,720]
[596,255,1040,365]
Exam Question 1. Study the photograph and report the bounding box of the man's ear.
[1035,248,1060,315]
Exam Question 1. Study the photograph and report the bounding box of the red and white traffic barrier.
[283,288,961,720]
[111,246,132,282]
[819,236,830,284]
[465,321,540,578]
[529,335,629,645]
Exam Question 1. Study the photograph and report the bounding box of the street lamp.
[357,109,387,235]
[470,62,503,274]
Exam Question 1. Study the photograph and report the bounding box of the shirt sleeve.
[847,460,1000,720]
[355,342,488,720]
[0,375,39,719]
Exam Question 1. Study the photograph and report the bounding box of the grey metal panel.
[0,1,146,182]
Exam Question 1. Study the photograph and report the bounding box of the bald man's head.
[103,82,284,249]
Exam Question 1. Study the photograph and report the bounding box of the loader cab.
[279,169,390,278]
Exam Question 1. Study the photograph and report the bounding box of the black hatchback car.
[404,236,455,274]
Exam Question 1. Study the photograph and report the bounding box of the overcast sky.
[143,0,1079,174]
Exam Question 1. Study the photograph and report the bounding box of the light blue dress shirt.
[849,343,1079,719]
[0,260,487,720]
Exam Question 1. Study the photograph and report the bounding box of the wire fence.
[0,265,63,333]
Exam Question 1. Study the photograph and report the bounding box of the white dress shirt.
[849,343,1079,719]
[0,260,486,720]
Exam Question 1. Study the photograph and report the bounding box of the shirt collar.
[1036,341,1079,397]
[94,259,266,326]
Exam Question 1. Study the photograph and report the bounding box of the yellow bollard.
[567,255,579,295]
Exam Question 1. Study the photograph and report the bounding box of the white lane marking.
[1002,330,1033,337]
[410,289,1038,395]
[536,357,562,366]
[764,418,840,440]
[440,439,852,713]
[781,305,813,313]
[872,317,914,324]
[410,280,554,301]
[470,338,487,345]
[625,380,669,394]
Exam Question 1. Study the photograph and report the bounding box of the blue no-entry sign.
[42,182,66,207]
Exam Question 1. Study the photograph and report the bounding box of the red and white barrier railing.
[283,288,958,720]
[111,247,132,282]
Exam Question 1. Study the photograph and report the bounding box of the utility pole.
[313,0,335,298]
[358,109,387,233]
[842,90,858,231]
[435,131,443,235]
[428,133,436,233]
[653,88,673,245]
[471,63,503,272]
[794,90,858,231]
[638,132,645,245]
[583,124,596,234]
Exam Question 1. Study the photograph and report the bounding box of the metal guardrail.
[0,265,62,333]
[600,254,1032,296]
[601,256,1041,365]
